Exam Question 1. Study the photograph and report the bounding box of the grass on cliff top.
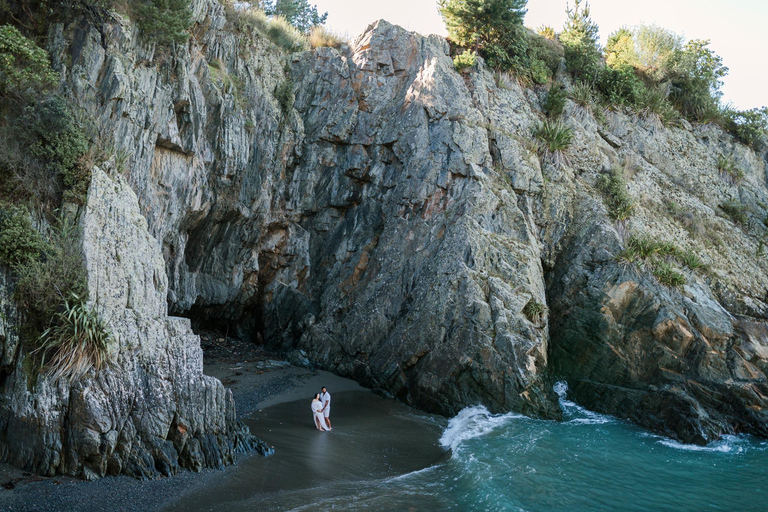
[224,3,309,52]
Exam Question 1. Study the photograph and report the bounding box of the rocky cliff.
[2,0,768,477]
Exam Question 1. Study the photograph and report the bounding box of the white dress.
[312,399,326,430]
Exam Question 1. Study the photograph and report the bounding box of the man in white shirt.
[320,386,332,430]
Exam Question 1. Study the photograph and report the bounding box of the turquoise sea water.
[284,383,767,511]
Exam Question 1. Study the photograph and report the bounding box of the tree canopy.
[263,0,328,33]
[438,0,527,52]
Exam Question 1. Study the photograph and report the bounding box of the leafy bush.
[133,0,192,45]
[0,24,58,101]
[595,65,646,106]
[723,107,768,150]
[526,31,564,76]
[20,96,90,204]
[543,83,567,118]
[14,218,88,339]
[0,205,45,266]
[597,167,634,221]
[36,293,111,383]
[453,49,477,73]
[667,39,728,121]
[308,25,346,49]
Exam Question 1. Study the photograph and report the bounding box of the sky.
[312,0,767,110]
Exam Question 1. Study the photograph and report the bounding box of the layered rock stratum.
[2,0,768,478]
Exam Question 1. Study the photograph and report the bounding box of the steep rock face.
[545,109,768,444]
[0,168,267,478]
[12,0,766,452]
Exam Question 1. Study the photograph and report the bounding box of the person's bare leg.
[324,416,331,429]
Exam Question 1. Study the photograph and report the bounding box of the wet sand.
[164,390,448,511]
[0,365,447,512]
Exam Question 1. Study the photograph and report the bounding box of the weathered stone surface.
[3,0,768,477]
[0,168,270,478]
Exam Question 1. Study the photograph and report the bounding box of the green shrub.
[723,107,768,150]
[596,65,646,106]
[720,200,748,225]
[527,31,564,76]
[523,298,548,324]
[453,50,477,73]
[652,261,686,288]
[275,77,294,115]
[20,96,90,204]
[14,217,87,339]
[543,83,567,118]
[0,205,45,266]
[133,0,192,45]
[0,24,58,101]
[667,39,728,121]
[597,167,634,221]
[36,293,111,383]
[679,249,703,270]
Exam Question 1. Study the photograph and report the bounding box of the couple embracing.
[311,386,332,431]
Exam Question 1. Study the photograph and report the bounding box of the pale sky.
[313,0,767,110]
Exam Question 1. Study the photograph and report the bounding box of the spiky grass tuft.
[532,119,573,167]
[37,294,111,383]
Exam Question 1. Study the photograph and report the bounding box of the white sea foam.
[554,381,616,425]
[656,435,745,454]
[439,406,525,452]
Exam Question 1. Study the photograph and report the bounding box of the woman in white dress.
[311,393,327,431]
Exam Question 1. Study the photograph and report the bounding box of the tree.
[605,27,637,69]
[668,39,728,119]
[0,24,58,101]
[263,0,327,33]
[438,0,527,52]
[559,0,601,79]
[134,0,193,45]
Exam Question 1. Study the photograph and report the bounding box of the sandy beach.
[0,343,447,512]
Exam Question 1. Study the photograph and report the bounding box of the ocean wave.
[638,432,764,454]
[439,406,526,452]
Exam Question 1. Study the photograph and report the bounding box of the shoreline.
[0,346,447,512]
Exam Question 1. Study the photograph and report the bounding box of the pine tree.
[263,0,328,33]
[560,0,601,79]
[438,0,527,52]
